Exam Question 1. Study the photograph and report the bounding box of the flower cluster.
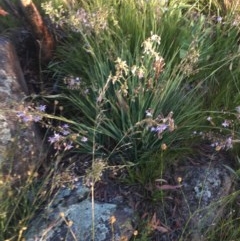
[68,7,110,34]
[193,110,240,151]
[16,104,46,124]
[192,130,234,151]
[41,2,66,27]
[63,75,90,96]
[142,33,165,72]
[111,57,129,83]
[107,34,165,100]
[16,103,89,152]
[48,130,73,151]
[84,158,106,186]
[142,33,165,81]
[131,65,145,79]
[211,136,233,151]
[142,33,161,57]
[106,57,130,97]
[64,75,81,90]
[207,114,234,150]
[47,124,88,151]
[100,33,165,104]
[179,40,200,77]
[206,116,233,128]
[145,110,175,139]
[41,3,108,35]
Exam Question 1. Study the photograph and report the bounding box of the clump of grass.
[44,0,210,163]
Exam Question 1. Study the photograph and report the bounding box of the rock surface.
[174,160,233,241]
[0,36,42,183]
[25,179,135,241]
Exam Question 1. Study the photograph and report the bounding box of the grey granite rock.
[175,162,233,241]
[0,36,43,182]
[25,180,135,241]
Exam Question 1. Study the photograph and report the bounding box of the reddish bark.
[20,0,55,63]
[0,6,8,16]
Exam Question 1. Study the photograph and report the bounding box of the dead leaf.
[149,212,171,233]
[154,225,169,233]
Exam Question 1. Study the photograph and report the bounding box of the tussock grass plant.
[46,0,209,163]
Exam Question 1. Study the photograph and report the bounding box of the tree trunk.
[19,0,55,63]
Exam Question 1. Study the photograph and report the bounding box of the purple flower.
[54,133,62,141]
[48,133,63,144]
[60,124,70,135]
[36,105,46,112]
[48,136,56,144]
[33,115,42,122]
[151,127,156,132]
[61,130,70,136]
[222,120,229,128]
[150,124,168,135]
[156,124,168,134]
[211,142,218,148]
[22,116,32,123]
[16,111,25,118]
[225,137,233,149]
[16,111,32,123]
[216,16,222,23]
[62,124,69,129]
[64,142,73,150]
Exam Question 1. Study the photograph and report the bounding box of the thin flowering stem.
[41,113,77,125]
